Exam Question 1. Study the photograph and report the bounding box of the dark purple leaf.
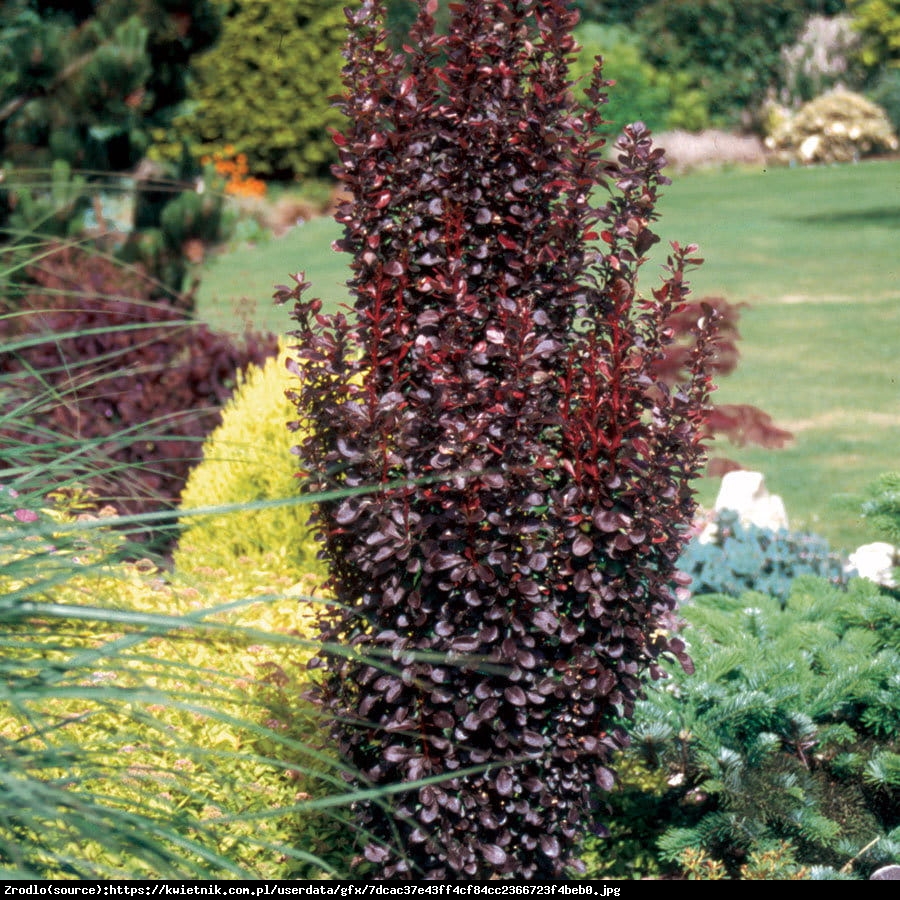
[432,711,454,729]
[532,609,557,634]
[451,634,481,653]
[482,844,508,866]
[479,810,500,829]
[365,844,390,863]
[531,338,561,357]
[496,770,514,797]
[572,534,593,556]
[504,685,527,706]
[573,570,592,592]
[592,508,619,531]
[539,834,560,859]
[383,745,413,764]
[597,669,616,695]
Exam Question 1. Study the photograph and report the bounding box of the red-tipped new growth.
[280,0,717,879]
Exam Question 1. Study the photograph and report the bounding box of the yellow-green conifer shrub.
[175,0,347,179]
[175,345,324,583]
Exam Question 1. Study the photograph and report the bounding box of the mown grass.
[196,158,900,552]
[196,214,350,335]
[654,159,900,549]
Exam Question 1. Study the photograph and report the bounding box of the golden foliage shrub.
[175,345,325,583]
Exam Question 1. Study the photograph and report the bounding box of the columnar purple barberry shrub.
[281,0,717,879]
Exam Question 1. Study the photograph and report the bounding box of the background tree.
[175,0,349,180]
[848,0,900,71]
[570,0,652,24]
[385,0,451,44]
[634,0,848,125]
[571,22,712,135]
[0,0,221,171]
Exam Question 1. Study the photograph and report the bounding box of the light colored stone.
[871,865,900,880]
[716,470,788,530]
[699,470,789,543]
[847,542,898,588]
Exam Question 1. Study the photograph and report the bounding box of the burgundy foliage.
[282,0,717,879]
[1,244,277,516]
[653,295,793,475]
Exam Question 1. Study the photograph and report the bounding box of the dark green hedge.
[635,0,847,122]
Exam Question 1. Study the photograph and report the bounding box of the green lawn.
[196,214,349,335]
[653,160,900,549]
[197,158,900,552]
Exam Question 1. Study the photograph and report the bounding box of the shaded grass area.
[196,159,900,552]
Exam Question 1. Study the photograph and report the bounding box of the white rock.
[799,134,821,161]
[847,542,898,588]
[717,470,789,529]
[699,471,789,543]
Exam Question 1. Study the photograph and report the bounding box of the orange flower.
[204,148,267,197]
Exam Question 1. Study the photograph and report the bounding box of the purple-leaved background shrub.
[1,244,277,520]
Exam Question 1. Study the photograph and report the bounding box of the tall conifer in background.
[0,0,220,171]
